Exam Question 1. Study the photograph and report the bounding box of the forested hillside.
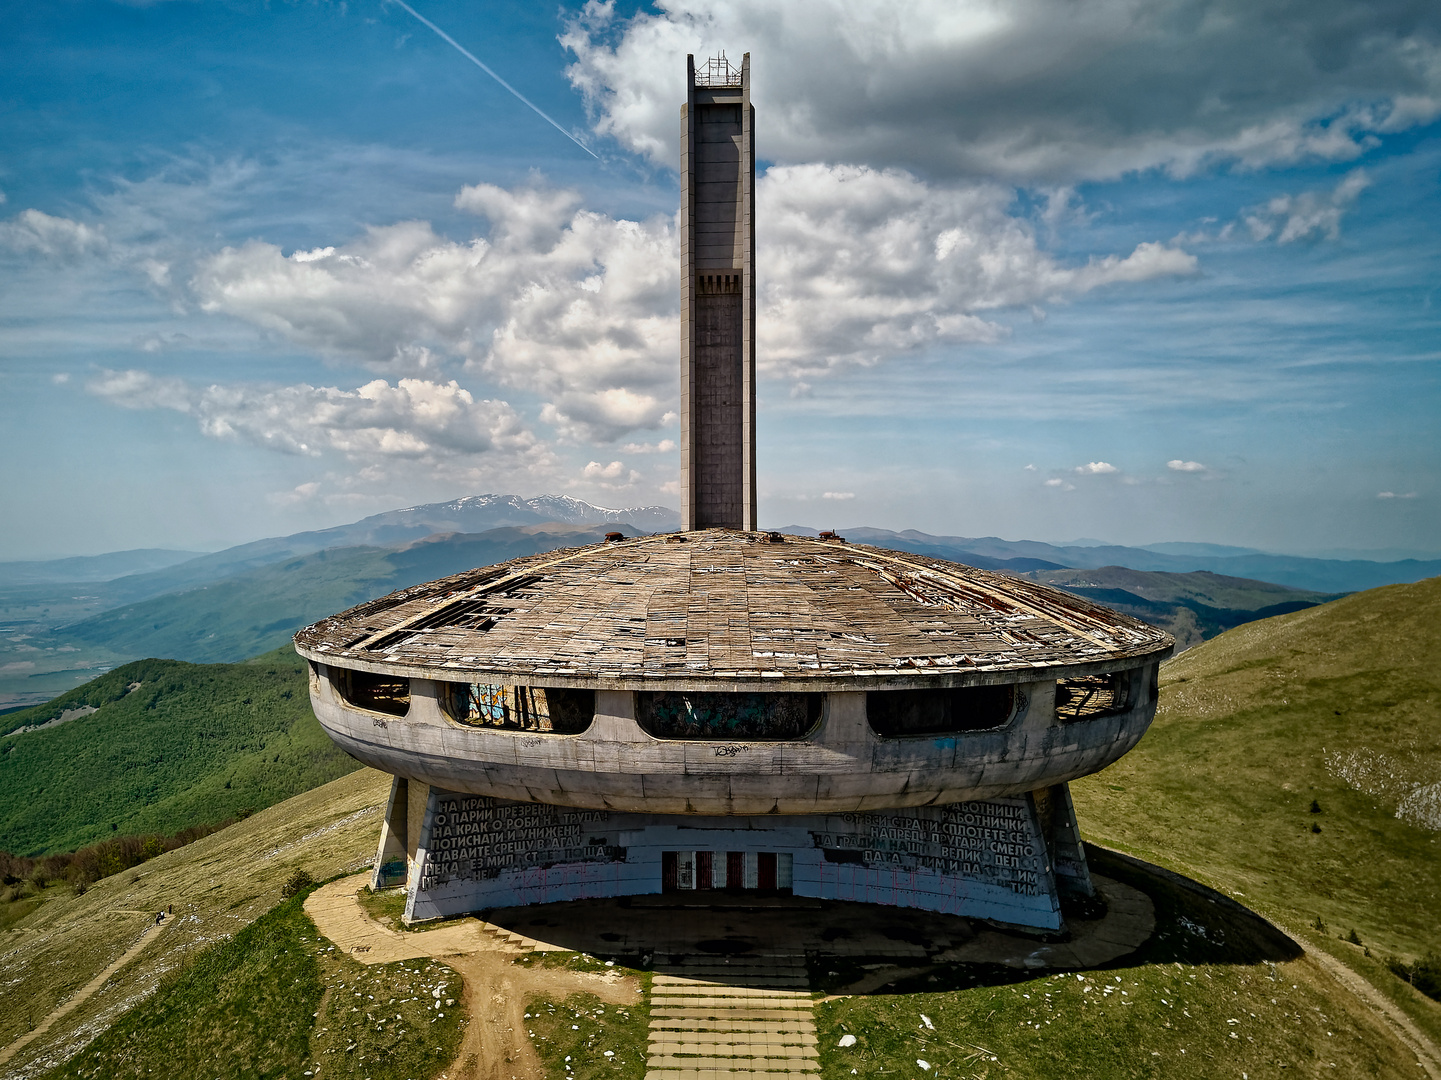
[0,647,357,855]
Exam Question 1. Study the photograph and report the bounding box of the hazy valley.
[5,494,1438,713]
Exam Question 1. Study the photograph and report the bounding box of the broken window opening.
[332,668,411,717]
[636,691,823,741]
[443,684,594,734]
[866,684,1016,738]
[1055,673,1130,723]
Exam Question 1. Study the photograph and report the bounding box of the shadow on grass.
[833,844,1303,996]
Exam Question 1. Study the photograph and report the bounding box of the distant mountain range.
[793,526,1441,595]
[0,548,204,586]
[6,495,679,609]
[2,494,1439,709]
[60,523,642,665]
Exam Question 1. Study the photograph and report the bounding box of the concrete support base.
[385,781,1095,932]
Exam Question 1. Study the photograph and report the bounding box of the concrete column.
[403,783,440,923]
[1032,782,1095,898]
[680,52,756,531]
[406,778,430,875]
[372,775,408,889]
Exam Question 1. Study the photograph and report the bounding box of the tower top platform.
[295,530,1171,691]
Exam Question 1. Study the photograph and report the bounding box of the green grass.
[0,882,55,930]
[0,646,359,854]
[46,884,464,1080]
[356,884,409,930]
[523,986,652,1080]
[818,962,1410,1079]
[815,849,1419,1078]
[1072,576,1441,1043]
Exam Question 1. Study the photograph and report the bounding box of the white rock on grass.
[837,1034,857,1048]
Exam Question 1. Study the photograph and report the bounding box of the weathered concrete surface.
[680,53,756,531]
[295,532,1172,689]
[307,674,1158,814]
[404,791,1075,927]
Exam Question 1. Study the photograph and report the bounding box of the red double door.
[661,851,777,891]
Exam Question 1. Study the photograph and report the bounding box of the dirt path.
[1288,931,1441,1080]
[305,875,637,1080]
[0,915,173,1069]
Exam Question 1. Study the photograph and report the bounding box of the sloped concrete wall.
[402,788,1067,930]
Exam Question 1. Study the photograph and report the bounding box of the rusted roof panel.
[294,531,1172,683]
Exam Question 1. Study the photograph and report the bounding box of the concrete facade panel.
[309,682,1161,815]
[403,791,1063,929]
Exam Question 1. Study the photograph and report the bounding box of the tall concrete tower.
[680,53,756,532]
[298,49,1174,934]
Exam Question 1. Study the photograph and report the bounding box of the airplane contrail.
[388,0,599,159]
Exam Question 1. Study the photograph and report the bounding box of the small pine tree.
[1311,822,1322,833]
[280,869,315,898]
[1412,955,1441,1001]
[1311,915,1327,933]
[1345,928,1362,945]
[1309,799,1322,814]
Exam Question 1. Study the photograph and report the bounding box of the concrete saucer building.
[295,54,1173,930]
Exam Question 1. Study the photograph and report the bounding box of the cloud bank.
[183,168,1195,427]
[563,0,1441,181]
[88,369,539,468]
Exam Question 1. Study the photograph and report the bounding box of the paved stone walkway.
[304,875,496,963]
[646,958,818,1080]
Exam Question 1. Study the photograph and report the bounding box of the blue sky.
[1,0,1438,560]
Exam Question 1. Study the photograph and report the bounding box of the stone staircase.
[646,958,819,1079]
[476,920,568,953]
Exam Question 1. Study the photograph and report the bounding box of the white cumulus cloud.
[191,182,678,442]
[87,369,538,465]
[0,209,108,260]
[759,164,1196,377]
[582,459,642,488]
[1074,461,1119,475]
[186,171,1196,431]
[1245,169,1372,243]
[563,0,1441,182]
[1167,459,1207,472]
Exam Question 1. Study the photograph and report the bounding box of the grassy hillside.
[0,768,391,1074]
[814,847,1426,1078]
[1022,566,1340,649]
[58,525,632,665]
[1072,575,1441,1037]
[0,646,358,855]
[46,885,464,1080]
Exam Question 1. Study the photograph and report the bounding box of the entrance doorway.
[661,851,793,893]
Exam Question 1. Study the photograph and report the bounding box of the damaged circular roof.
[294,530,1173,689]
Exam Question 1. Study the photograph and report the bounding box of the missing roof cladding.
[637,691,823,741]
[867,685,1017,738]
[332,668,411,717]
[1055,673,1130,723]
[443,684,594,735]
